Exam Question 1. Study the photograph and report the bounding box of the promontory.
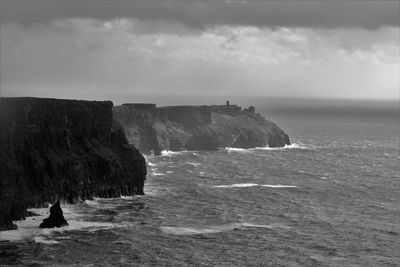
[113,102,290,155]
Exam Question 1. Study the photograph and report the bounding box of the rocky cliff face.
[0,97,146,230]
[113,103,290,155]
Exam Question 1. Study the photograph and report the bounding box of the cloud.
[2,19,398,100]
[0,0,399,29]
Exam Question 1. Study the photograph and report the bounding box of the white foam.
[161,150,199,156]
[65,220,118,233]
[120,195,136,200]
[241,223,291,230]
[147,162,156,166]
[213,183,297,188]
[225,143,309,153]
[161,150,183,157]
[161,222,291,235]
[160,224,241,235]
[260,185,297,188]
[213,183,259,188]
[45,206,119,233]
[33,236,60,244]
[0,207,48,242]
[0,205,120,243]
[186,162,201,167]
[253,143,308,150]
[84,199,100,206]
[225,147,251,153]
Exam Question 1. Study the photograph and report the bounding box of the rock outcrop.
[113,103,290,155]
[0,97,146,231]
[39,201,68,228]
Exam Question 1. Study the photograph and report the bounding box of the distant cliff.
[113,103,290,155]
[0,97,146,230]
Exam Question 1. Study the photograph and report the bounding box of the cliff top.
[0,96,112,105]
[115,103,253,116]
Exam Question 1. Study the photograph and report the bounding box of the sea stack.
[39,201,68,228]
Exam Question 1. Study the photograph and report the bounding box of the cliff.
[113,103,290,155]
[0,97,146,231]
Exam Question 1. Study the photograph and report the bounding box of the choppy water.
[1,102,399,266]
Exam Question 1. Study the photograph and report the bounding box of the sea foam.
[160,150,187,157]
[213,183,297,188]
[160,222,291,235]
[213,183,259,188]
[186,162,201,167]
[225,143,308,153]
[261,185,297,188]
[0,204,121,243]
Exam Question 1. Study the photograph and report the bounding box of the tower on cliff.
[226,100,230,106]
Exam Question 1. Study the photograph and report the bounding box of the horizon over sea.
[0,98,399,266]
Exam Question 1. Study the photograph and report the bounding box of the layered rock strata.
[114,103,290,155]
[0,97,146,230]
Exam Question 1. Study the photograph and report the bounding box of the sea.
[1,98,399,266]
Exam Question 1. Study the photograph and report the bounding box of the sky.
[0,0,399,103]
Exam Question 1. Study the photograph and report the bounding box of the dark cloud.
[0,0,398,29]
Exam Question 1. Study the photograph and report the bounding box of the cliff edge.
[0,97,146,230]
[113,103,290,155]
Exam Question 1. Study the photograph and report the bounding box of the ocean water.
[1,100,399,266]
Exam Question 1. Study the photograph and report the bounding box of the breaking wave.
[185,162,201,167]
[0,205,121,243]
[161,150,184,157]
[160,150,198,157]
[254,143,309,150]
[225,143,309,153]
[213,183,259,188]
[160,222,291,235]
[213,183,297,188]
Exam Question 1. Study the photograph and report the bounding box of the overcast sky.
[1,0,399,102]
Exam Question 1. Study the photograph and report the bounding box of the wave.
[0,205,121,243]
[185,162,201,167]
[253,143,309,150]
[120,195,135,200]
[224,143,309,153]
[160,150,198,157]
[152,172,165,176]
[241,223,291,230]
[160,222,291,235]
[161,150,183,156]
[213,183,259,188]
[33,236,60,244]
[225,147,251,153]
[160,225,238,235]
[261,185,297,188]
[159,144,309,155]
[64,220,118,233]
[213,183,297,188]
